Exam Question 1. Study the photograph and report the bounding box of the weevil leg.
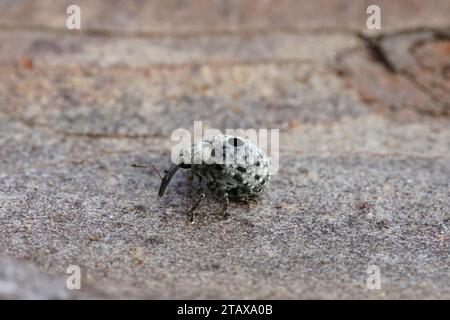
[196,174,203,185]
[187,188,205,224]
[220,192,230,220]
[242,196,259,205]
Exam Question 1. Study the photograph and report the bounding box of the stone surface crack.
[0,22,358,39]
[16,117,166,141]
[357,33,396,73]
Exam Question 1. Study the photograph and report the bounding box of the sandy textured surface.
[0,0,449,299]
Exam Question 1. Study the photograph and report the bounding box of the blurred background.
[0,0,449,299]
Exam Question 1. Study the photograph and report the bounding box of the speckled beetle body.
[158,135,270,223]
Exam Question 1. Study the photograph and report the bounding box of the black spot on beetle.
[254,175,261,180]
[179,162,191,169]
[233,174,244,183]
[211,148,216,157]
[236,166,247,173]
[260,179,266,185]
[228,137,244,147]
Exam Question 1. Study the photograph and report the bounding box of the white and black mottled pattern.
[150,134,270,222]
[181,135,270,200]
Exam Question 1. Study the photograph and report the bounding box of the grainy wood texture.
[0,0,449,299]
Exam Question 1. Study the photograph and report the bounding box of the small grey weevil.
[133,135,270,223]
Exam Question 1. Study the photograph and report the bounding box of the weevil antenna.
[131,163,163,180]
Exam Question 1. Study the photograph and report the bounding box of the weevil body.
[158,135,270,223]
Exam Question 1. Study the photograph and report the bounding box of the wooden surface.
[0,0,449,299]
